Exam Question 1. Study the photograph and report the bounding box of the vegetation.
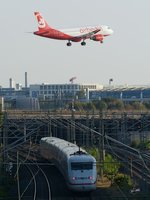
[38,95,150,112]
[68,98,150,112]
[86,147,133,189]
[86,147,100,161]
[86,148,121,180]
[131,140,150,150]
[103,154,121,184]
[130,140,140,149]
[113,173,133,189]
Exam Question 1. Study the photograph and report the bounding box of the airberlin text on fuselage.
[80,26,101,33]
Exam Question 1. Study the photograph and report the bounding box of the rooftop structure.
[90,85,150,101]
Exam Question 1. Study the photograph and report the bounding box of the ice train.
[40,137,97,191]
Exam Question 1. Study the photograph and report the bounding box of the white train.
[40,137,97,191]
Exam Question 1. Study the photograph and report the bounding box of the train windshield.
[71,162,93,170]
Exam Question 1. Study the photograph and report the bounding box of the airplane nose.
[110,29,114,35]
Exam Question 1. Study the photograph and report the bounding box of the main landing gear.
[66,40,86,46]
[81,41,86,46]
[67,41,72,46]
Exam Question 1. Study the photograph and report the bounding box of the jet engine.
[91,34,103,42]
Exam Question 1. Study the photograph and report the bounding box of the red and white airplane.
[34,12,113,46]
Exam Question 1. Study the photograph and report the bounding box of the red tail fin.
[34,12,52,30]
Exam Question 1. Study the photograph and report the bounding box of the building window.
[40,86,43,90]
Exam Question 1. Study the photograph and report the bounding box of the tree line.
[69,98,150,111]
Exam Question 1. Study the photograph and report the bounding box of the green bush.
[114,173,133,189]
[85,147,99,161]
[139,140,150,150]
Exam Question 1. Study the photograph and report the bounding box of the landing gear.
[81,41,86,46]
[67,41,72,46]
[100,40,103,44]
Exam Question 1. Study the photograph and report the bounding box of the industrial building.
[29,83,103,99]
[89,85,150,102]
[1,72,150,110]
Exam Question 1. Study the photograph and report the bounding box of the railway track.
[8,144,52,200]
[72,195,93,200]
[71,192,108,200]
[106,145,150,185]
[7,143,120,200]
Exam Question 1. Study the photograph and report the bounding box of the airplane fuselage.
[34,26,112,39]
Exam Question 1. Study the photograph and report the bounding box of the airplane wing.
[72,29,100,40]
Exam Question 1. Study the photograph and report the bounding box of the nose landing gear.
[81,41,86,46]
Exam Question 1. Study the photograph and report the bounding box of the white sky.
[0,0,150,87]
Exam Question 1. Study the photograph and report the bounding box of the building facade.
[30,83,103,100]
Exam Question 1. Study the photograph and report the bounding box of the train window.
[71,162,93,170]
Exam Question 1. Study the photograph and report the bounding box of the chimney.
[9,78,15,89]
[9,78,13,88]
[25,72,28,88]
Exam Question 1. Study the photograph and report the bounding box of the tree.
[104,98,124,110]
[93,100,108,111]
[85,102,96,111]
[115,100,124,110]
[74,101,84,111]
[143,101,150,109]
[130,102,146,110]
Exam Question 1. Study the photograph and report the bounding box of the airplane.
[34,12,113,46]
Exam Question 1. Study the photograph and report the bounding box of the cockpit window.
[71,162,93,170]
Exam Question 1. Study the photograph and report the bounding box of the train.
[40,137,97,191]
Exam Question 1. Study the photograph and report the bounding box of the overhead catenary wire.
[2,114,150,184]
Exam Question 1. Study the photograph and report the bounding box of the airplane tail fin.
[34,12,52,30]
